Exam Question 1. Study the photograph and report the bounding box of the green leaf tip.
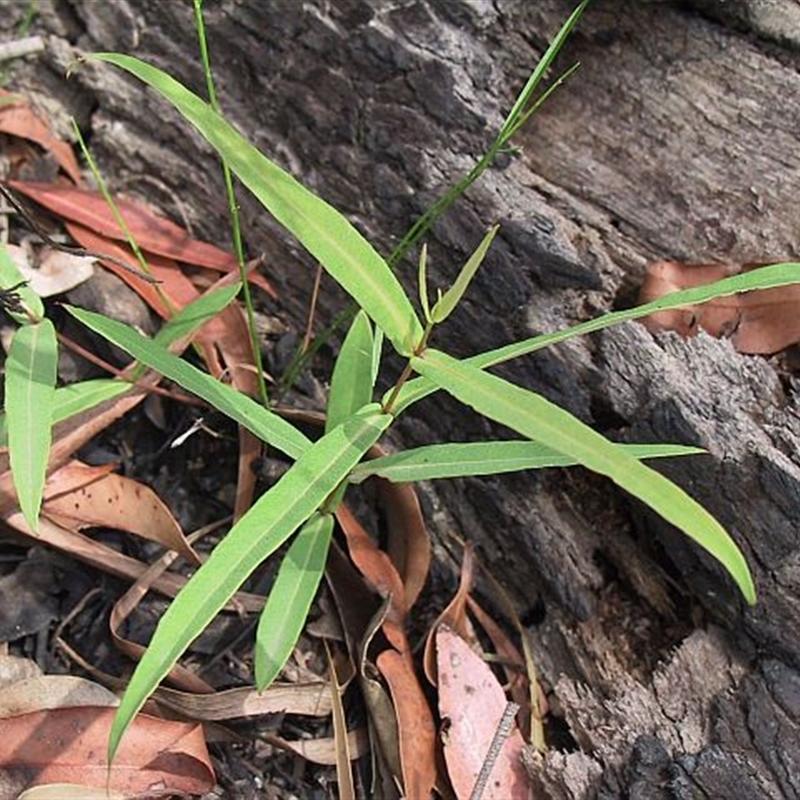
[431,224,500,324]
[412,348,755,605]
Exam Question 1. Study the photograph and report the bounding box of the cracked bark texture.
[4,0,800,796]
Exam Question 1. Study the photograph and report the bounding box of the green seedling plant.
[2,0,796,771]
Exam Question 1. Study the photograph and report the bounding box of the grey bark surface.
[5,0,800,796]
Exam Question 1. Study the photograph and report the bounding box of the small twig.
[0,183,160,284]
[302,262,323,355]
[56,330,204,406]
[0,36,44,62]
[469,701,520,800]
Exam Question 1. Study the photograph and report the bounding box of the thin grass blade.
[88,53,423,356]
[254,511,334,689]
[412,348,755,604]
[349,440,705,484]
[391,262,800,413]
[326,310,374,433]
[499,0,589,141]
[66,305,311,460]
[5,318,57,529]
[108,403,391,763]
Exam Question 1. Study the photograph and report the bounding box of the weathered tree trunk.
[6,0,800,796]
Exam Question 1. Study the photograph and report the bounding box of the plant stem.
[193,0,269,407]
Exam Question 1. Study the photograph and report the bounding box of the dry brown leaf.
[0,675,117,716]
[466,595,533,741]
[0,654,41,687]
[423,544,477,686]
[379,473,431,612]
[0,707,213,797]
[42,459,199,565]
[335,503,407,629]
[205,302,262,520]
[66,220,203,318]
[13,180,278,297]
[109,542,215,695]
[10,180,237,271]
[0,375,157,518]
[2,243,95,296]
[3,511,265,612]
[327,642,356,800]
[153,680,334,721]
[436,625,529,800]
[377,648,438,800]
[0,98,81,182]
[267,728,370,766]
[639,259,800,354]
[19,784,128,799]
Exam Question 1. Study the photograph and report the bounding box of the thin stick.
[0,35,44,62]
[302,262,323,354]
[469,701,520,800]
[56,330,204,406]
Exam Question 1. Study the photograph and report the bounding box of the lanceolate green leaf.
[326,310,374,433]
[418,243,431,323]
[412,348,755,604]
[89,53,424,357]
[6,319,57,530]
[0,284,245,448]
[0,378,130,449]
[431,225,499,323]
[154,282,241,348]
[254,512,334,690]
[349,440,705,484]
[66,306,311,460]
[109,403,391,763]
[391,262,800,414]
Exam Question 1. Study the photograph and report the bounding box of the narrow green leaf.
[499,0,589,142]
[349,440,705,484]
[0,242,44,322]
[0,378,130,448]
[0,285,242,447]
[88,53,424,357]
[108,403,391,763]
[5,319,57,530]
[431,225,499,323]
[66,305,311,460]
[412,349,755,604]
[390,262,800,414]
[326,310,374,433]
[154,282,241,348]
[371,327,384,389]
[418,243,431,323]
[254,511,334,689]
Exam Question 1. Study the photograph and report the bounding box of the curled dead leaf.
[639,259,800,354]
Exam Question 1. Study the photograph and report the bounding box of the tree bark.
[5,0,800,796]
